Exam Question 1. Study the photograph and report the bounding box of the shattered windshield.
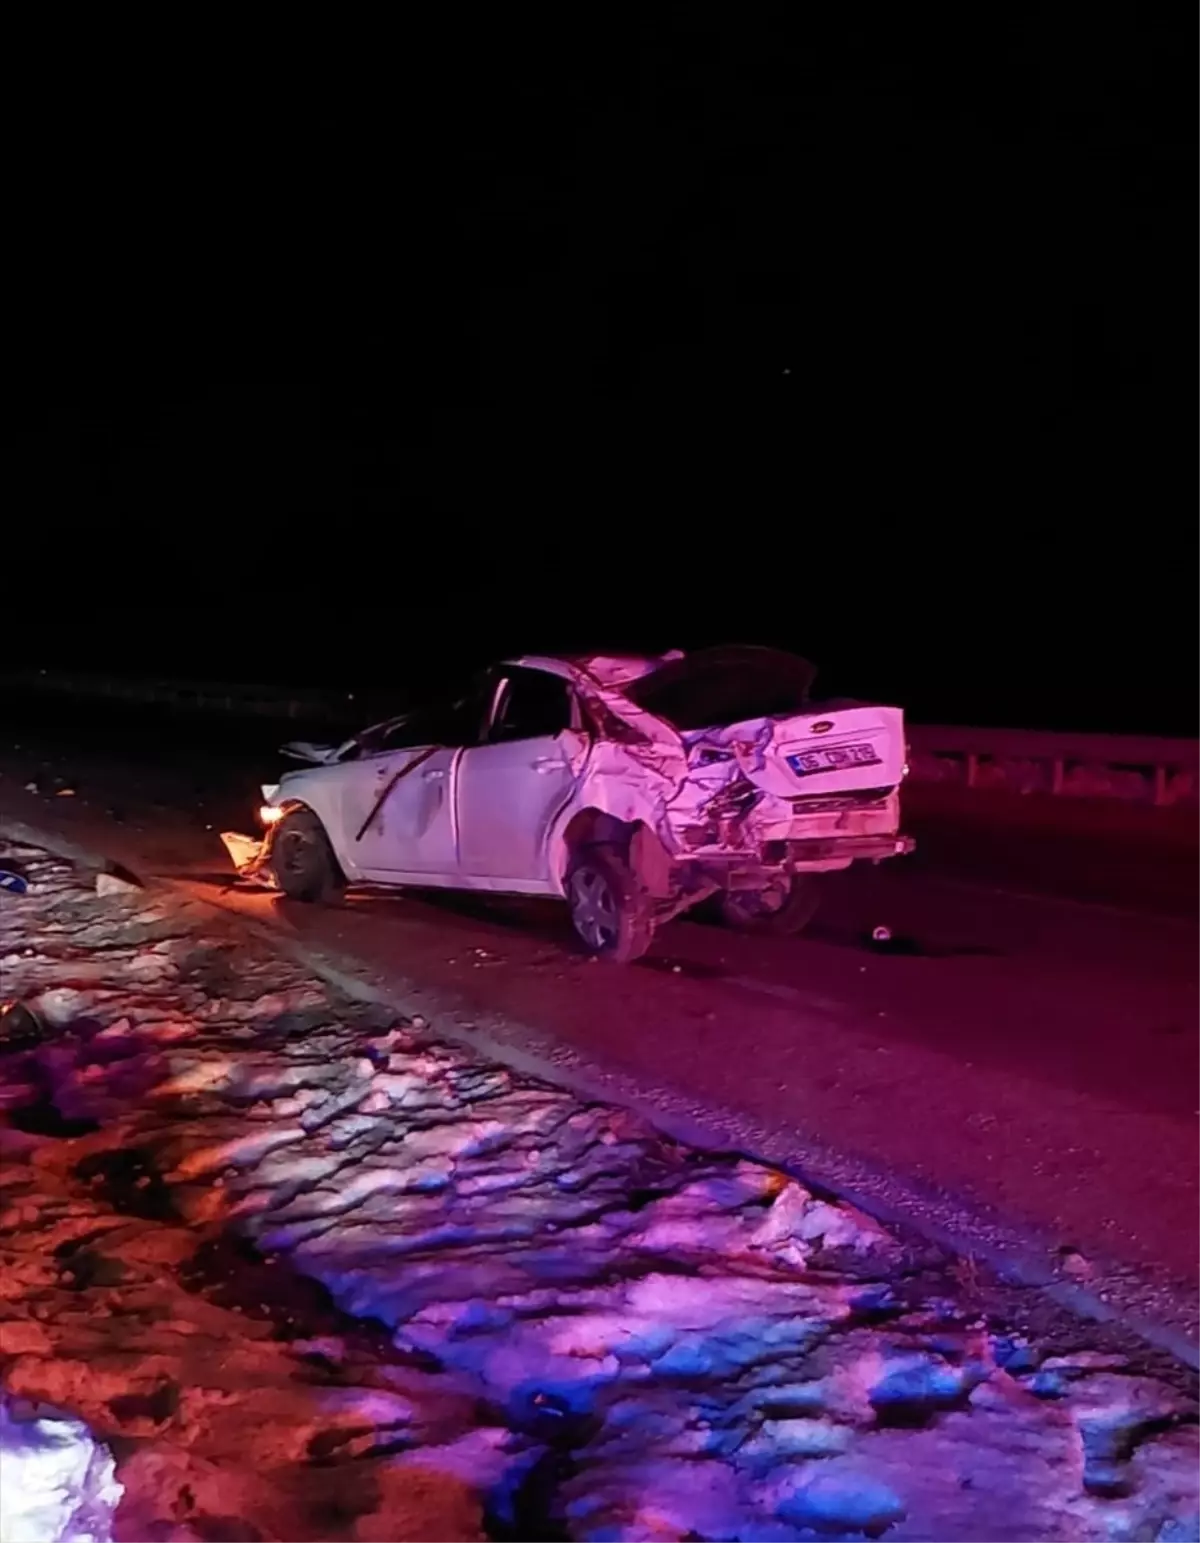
[624,646,816,731]
[346,674,492,757]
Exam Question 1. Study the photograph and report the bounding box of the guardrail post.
[1051,757,1065,795]
[966,752,979,789]
[1153,765,1168,806]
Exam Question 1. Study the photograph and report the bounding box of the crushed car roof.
[510,652,684,688]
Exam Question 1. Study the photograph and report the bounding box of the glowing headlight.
[258,805,284,826]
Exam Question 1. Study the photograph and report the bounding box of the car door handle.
[423,767,446,780]
[531,758,561,773]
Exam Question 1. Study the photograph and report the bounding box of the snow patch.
[0,1395,123,1543]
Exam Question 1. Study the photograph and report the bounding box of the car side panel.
[344,747,460,877]
[455,732,583,882]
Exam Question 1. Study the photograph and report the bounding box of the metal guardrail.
[907,725,1198,807]
[6,673,1198,806]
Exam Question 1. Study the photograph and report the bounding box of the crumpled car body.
[229,646,913,949]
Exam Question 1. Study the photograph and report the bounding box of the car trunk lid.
[713,703,907,798]
[619,646,905,843]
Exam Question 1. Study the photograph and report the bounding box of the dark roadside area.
[0,685,1196,1346]
[902,781,1197,919]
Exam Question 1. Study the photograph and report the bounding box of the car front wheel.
[565,846,656,963]
[271,807,344,903]
[718,874,821,935]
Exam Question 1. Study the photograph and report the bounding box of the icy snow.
[0,1395,122,1543]
[0,844,1196,1542]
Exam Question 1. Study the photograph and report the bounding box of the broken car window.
[352,678,490,757]
[625,646,816,731]
[489,669,572,743]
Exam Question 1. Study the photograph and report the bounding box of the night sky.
[8,12,1193,732]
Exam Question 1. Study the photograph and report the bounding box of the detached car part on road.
[224,646,914,962]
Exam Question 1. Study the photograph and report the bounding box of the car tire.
[718,874,821,935]
[271,807,344,903]
[565,845,656,963]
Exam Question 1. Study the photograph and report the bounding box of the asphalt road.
[0,700,1195,1342]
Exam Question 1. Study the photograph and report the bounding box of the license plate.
[786,742,881,777]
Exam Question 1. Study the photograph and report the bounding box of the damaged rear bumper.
[647,831,914,919]
[773,832,915,870]
[675,832,915,886]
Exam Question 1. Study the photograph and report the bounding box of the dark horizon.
[7,12,1192,738]
[8,612,1196,737]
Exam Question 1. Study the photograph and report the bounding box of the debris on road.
[94,870,142,898]
[0,1001,47,1052]
[1061,1249,1097,1283]
[219,830,264,871]
[0,843,1196,1541]
[219,830,278,889]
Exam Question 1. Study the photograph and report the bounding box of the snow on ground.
[0,845,1196,1542]
[0,1392,122,1543]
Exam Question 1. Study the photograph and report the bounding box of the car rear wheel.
[718,874,820,935]
[566,845,656,963]
[271,808,344,903]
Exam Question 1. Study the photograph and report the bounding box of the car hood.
[279,739,346,765]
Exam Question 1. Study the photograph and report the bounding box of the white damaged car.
[234,646,914,962]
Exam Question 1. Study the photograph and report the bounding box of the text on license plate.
[786,742,881,776]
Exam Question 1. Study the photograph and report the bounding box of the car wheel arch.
[267,796,350,868]
[269,804,346,902]
[263,796,320,845]
[266,793,314,828]
[552,808,673,900]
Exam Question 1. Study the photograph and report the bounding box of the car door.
[455,666,584,884]
[343,685,486,879]
[348,743,459,877]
